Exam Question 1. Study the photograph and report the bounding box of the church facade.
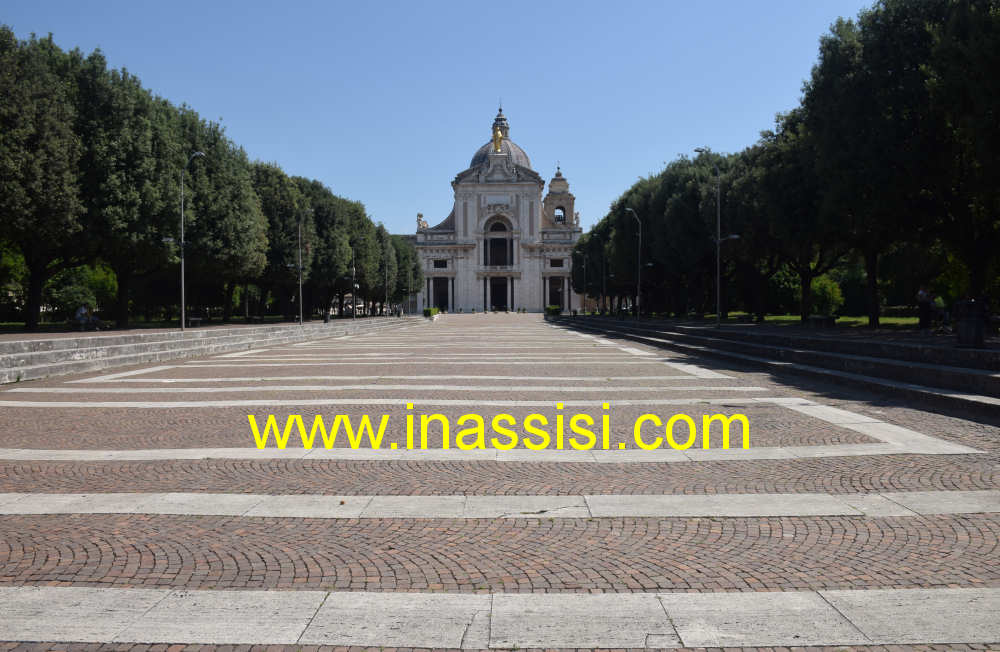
[413,109,582,313]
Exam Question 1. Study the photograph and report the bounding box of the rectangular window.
[433,259,447,269]
[550,258,564,268]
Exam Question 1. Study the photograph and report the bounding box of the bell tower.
[542,166,576,226]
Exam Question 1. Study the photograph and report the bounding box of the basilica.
[411,108,582,313]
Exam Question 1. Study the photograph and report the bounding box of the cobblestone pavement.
[0,314,997,649]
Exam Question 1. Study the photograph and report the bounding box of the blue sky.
[5,0,871,234]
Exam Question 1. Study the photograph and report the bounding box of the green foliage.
[809,275,845,316]
[423,307,439,317]
[391,235,421,303]
[375,224,397,311]
[0,28,85,329]
[43,264,116,320]
[545,305,562,316]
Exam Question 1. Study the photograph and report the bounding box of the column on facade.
[450,278,454,312]
[426,278,432,309]
[486,276,491,311]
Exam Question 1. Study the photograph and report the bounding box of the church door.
[489,277,508,311]
[548,277,564,309]
[433,277,449,312]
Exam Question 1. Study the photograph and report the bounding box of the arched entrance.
[484,218,512,266]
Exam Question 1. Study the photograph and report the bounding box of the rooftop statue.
[492,124,503,153]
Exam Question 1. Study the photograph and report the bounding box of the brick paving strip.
[0,585,997,647]
[0,490,997,518]
[4,513,996,591]
[0,455,996,494]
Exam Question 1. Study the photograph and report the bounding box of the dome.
[470,138,532,169]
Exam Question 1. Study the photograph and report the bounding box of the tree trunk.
[25,267,46,331]
[968,259,987,300]
[222,282,235,322]
[864,251,880,329]
[755,272,768,323]
[799,269,814,322]
[113,265,131,328]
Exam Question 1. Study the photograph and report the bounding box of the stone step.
[0,319,408,370]
[0,319,408,355]
[558,318,1000,415]
[672,322,1000,370]
[0,318,420,384]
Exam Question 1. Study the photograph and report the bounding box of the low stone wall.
[1,317,422,384]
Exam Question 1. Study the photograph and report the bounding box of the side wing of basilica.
[410,108,583,313]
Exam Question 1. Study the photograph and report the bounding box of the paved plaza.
[0,313,998,650]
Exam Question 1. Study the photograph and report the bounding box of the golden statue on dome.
[492,123,503,153]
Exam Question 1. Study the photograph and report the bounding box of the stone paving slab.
[820,587,1000,644]
[0,586,997,647]
[300,593,491,648]
[2,490,997,518]
[490,593,678,648]
[657,590,867,647]
[0,586,169,642]
[2,643,999,651]
[112,589,325,645]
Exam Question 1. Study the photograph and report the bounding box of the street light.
[694,147,739,327]
[351,249,357,320]
[180,151,205,331]
[624,207,642,317]
[296,210,308,326]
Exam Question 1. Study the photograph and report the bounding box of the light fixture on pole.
[297,210,308,326]
[694,147,739,327]
[351,249,357,320]
[179,151,205,331]
[624,207,642,317]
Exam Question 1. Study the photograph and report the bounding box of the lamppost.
[624,207,641,317]
[179,151,205,331]
[351,249,357,320]
[601,250,607,313]
[694,147,739,327]
[296,210,308,326]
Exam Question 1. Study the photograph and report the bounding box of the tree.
[805,4,946,326]
[72,49,178,327]
[391,235,420,309]
[758,110,843,321]
[251,161,308,319]
[924,0,1000,298]
[0,28,85,330]
[374,224,398,315]
[294,177,352,317]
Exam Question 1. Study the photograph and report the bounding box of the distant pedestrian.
[74,304,102,331]
[917,287,933,334]
[74,304,90,331]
